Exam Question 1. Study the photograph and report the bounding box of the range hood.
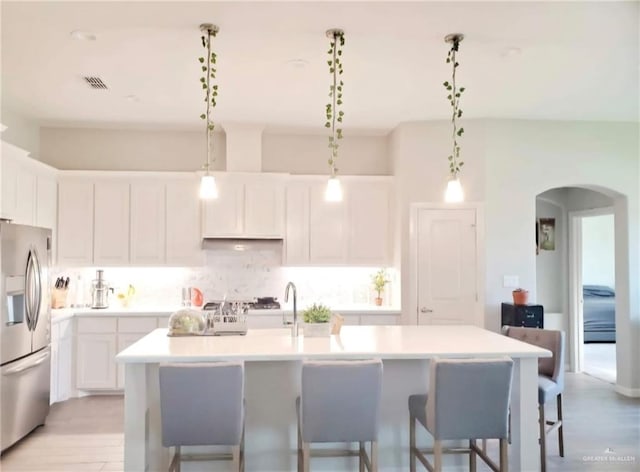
[201,238,283,252]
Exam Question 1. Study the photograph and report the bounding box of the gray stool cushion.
[159,362,244,447]
[300,359,383,443]
[410,358,514,441]
[408,394,428,427]
[538,375,562,405]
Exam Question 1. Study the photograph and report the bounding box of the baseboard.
[614,384,640,398]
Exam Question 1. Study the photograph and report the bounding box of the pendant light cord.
[205,29,213,174]
[450,41,458,177]
[330,32,338,177]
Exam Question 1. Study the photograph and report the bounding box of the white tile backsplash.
[55,250,399,310]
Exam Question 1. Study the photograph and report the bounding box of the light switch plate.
[503,275,519,288]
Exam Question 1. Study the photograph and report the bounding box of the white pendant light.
[324,28,345,202]
[198,23,220,200]
[444,177,464,203]
[443,33,466,203]
[325,176,343,202]
[199,174,218,199]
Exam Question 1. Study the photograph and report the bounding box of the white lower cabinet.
[116,333,146,389]
[76,333,117,390]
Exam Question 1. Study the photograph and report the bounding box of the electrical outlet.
[503,275,519,288]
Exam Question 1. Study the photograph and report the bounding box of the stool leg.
[297,423,302,472]
[539,404,547,472]
[359,442,366,472]
[557,394,565,457]
[433,440,443,472]
[370,441,378,472]
[469,439,477,472]
[240,427,245,472]
[302,442,310,472]
[409,416,416,472]
[231,445,241,471]
[499,438,508,472]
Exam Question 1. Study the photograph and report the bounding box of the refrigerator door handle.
[2,349,50,376]
[24,250,34,330]
[30,248,42,330]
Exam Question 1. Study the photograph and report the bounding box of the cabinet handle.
[420,308,433,313]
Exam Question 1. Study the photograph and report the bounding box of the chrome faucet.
[284,281,298,337]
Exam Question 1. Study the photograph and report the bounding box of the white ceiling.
[1,1,638,132]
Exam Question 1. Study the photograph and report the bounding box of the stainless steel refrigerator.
[1,222,51,452]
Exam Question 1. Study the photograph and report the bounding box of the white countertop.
[51,305,401,321]
[115,325,551,363]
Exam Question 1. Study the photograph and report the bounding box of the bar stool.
[159,362,245,472]
[503,327,565,472]
[297,359,383,472]
[408,357,514,472]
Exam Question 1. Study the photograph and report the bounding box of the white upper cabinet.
[58,179,94,266]
[202,174,285,239]
[309,182,347,264]
[36,173,58,230]
[346,180,392,265]
[166,179,203,266]
[1,141,57,228]
[284,183,310,264]
[94,181,130,265]
[130,181,165,265]
[15,167,36,226]
[284,176,393,266]
[202,176,244,237]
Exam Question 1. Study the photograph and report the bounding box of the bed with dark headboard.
[583,285,616,343]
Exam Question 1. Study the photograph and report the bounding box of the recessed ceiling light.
[285,59,309,70]
[500,47,522,58]
[70,30,96,41]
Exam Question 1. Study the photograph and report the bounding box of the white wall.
[535,199,565,313]
[582,214,615,288]
[0,108,40,157]
[391,118,640,394]
[262,132,390,175]
[39,127,391,175]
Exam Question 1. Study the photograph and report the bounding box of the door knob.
[420,307,433,313]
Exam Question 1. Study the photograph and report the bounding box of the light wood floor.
[1,373,638,471]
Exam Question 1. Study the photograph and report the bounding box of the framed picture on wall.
[538,217,556,251]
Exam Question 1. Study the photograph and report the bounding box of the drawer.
[118,317,158,334]
[77,317,117,333]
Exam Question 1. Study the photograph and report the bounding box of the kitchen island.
[116,325,550,471]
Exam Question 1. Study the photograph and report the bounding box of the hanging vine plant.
[443,33,465,178]
[199,23,219,172]
[325,29,345,176]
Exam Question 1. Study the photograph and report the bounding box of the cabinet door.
[202,178,244,237]
[284,184,310,264]
[130,181,165,265]
[0,152,17,220]
[76,334,117,390]
[57,180,94,265]
[166,179,203,266]
[15,167,36,226]
[359,315,399,326]
[94,181,130,265]
[50,324,59,404]
[36,174,57,230]
[57,327,73,401]
[346,181,391,265]
[244,180,284,237]
[309,183,346,264]
[116,333,147,389]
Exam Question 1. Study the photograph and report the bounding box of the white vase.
[303,322,331,337]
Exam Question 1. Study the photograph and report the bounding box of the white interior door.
[417,208,478,325]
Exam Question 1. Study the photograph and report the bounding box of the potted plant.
[302,303,332,337]
[372,269,390,306]
[512,288,529,305]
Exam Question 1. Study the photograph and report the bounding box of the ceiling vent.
[83,76,108,90]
